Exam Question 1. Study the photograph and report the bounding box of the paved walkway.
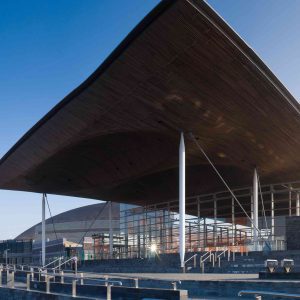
[83,272,259,281]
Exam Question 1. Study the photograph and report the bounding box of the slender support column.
[124,211,128,258]
[167,203,171,252]
[204,218,207,248]
[271,186,275,241]
[289,184,292,217]
[251,194,254,240]
[145,209,149,257]
[296,192,300,217]
[253,169,259,250]
[42,193,46,266]
[197,197,201,250]
[179,132,185,270]
[109,201,113,258]
[231,198,235,246]
[214,196,217,247]
[137,218,141,258]
[143,208,146,257]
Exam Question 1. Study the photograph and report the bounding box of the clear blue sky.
[0,0,299,239]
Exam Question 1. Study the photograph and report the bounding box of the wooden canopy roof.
[0,0,299,209]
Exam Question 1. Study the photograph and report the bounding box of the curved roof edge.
[1,0,299,168]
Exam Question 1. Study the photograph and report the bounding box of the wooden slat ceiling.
[0,0,299,214]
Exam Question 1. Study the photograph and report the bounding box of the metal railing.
[183,253,197,272]
[52,257,77,273]
[216,248,230,267]
[0,263,184,299]
[41,256,64,270]
[200,251,214,273]
[239,290,300,299]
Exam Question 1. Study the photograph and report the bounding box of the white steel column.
[231,198,235,246]
[253,169,259,249]
[42,193,46,266]
[109,201,113,258]
[296,192,300,217]
[251,194,254,240]
[289,184,292,217]
[179,132,185,270]
[197,197,201,250]
[271,186,275,241]
[214,196,217,246]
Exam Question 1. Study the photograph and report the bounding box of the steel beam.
[253,169,259,249]
[42,193,46,266]
[179,132,185,269]
[297,192,300,217]
[109,201,113,258]
[271,186,275,240]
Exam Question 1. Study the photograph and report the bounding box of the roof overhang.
[0,0,299,209]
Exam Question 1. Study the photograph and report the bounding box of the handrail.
[0,265,186,294]
[199,251,211,264]
[184,253,197,270]
[216,249,227,259]
[238,290,300,298]
[42,257,64,269]
[217,248,230,267]
[200,252,214,273]
[201,253,214,265]
[1,263,184,289]
[53,257,76,271]
[184,253,197,264]
[0,265,122,284]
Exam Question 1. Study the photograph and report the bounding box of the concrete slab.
[83,272,259,282]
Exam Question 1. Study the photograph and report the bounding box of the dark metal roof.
[15,202,119,240]
[0,0,299,210]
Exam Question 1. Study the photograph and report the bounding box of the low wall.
[0,286,91,300]
[180,280,300,299]
[286,216,300,250]
[31,281,188,300]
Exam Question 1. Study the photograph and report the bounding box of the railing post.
[52,269,56,282]
[11,271,15,288]
[30,267,34,281]
[45,275,50,294]
[212,254,215,268]
[72,280,77,297]
[0,269,2,287]
[26,273,31,291]
[194,255,197,268]
[233,251,235,262]
[60,271,64,284]
[172,281,177,290]
[228,250,230,261]
[107,283,112,300]
[218,257,221,268]
[80,272,84,285]
[59,257,62,272]
[202,262,204,273]
[134,278,139,288]
[75,258,78,275]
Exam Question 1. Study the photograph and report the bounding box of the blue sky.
[0,0,299,239]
